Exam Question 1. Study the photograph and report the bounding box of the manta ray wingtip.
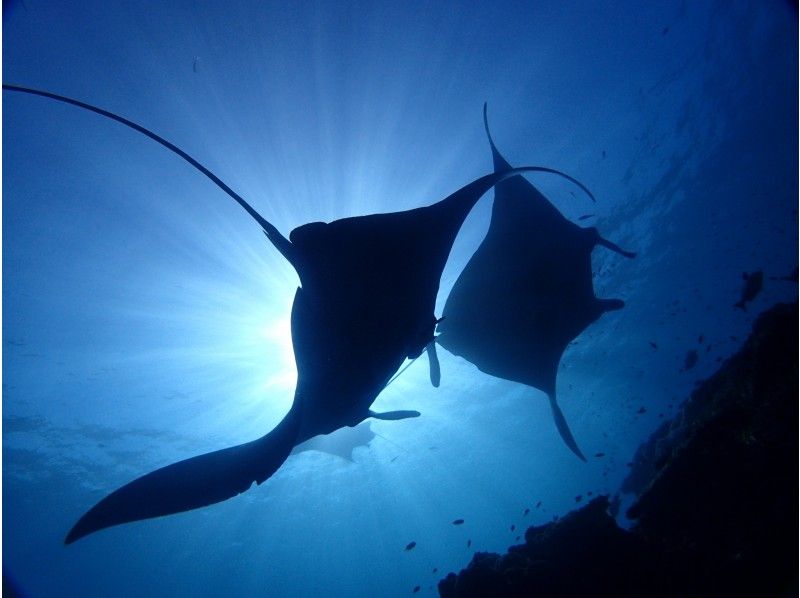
[547,394,587,461]
[63,405,300,543]
[64,522,87,545]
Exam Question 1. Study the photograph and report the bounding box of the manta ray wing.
[65,401,301,544]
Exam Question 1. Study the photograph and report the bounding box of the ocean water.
[2,1,797,596]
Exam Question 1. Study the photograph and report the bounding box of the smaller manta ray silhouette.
[3,86,590,542]
[435,104,636,461]
[290,421,375,462]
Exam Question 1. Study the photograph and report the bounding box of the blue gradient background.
[3,1,797,596]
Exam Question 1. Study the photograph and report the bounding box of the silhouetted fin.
[483,102,596,202]
[547,394,586,462]
[597,298,625,312]
[65,403,301,544]
[2,84,296,268]
[426,341,441,388]
[368,409,420,421]
[597,236,636,259]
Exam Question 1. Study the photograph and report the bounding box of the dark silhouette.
[769,266,797,282]
[63,167,549,543]
[682,349,698,371]
[290,421,375,462]
[734,270,763,310]
[5,86,588,543]
[436,104,636,461]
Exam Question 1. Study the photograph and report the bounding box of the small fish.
[649,341,658,350]
[390,456,399,463]
[523,508,530,516]
[587,491,593,496]
[698,334,704,344]
[535,501,541,508]
[770,266,798,282]
[578,214,595,221]
[452,518,464,525]
[594,452,605,458]
[432,568,438,574]
[575,495,582,503]
[467,539,471,548]
[683,349,698,371]
[734,270,763,310]
[637,407,646,414]
[405,541,416,551]
[510,524,515,532]
[412,585,420,593]
[515,535,521,542]
[661,26,669,36]
[602,150,607,159]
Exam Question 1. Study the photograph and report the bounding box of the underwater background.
[2,0,797,596]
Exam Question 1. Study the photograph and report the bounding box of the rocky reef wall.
[439,302,798,597]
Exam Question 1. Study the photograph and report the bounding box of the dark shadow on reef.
[439,302,798,597]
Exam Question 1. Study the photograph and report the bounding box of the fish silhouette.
[734,270,763,310]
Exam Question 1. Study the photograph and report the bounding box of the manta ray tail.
[64,403,302,544]
[482,102,597,203]
[546,393,587,462]
[2,84,297,268]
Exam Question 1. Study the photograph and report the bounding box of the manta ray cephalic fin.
[368,409,421,421]
[426,341,441,388]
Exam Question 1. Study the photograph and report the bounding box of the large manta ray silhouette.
[435,104,636,462]
[4,86,593,543]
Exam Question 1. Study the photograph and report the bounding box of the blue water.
[3,1,797,596]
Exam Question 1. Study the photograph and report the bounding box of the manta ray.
[4,86,591,542]
[290,421,375,462]
[435,104,636,461]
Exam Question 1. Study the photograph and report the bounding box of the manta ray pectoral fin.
[546,394,587,462]
[368,409,421,421]
[597,236,636,259]
[426,341,441,388]
[65,404,301,544]
[482,102,597,202]
[2,85,299,272]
